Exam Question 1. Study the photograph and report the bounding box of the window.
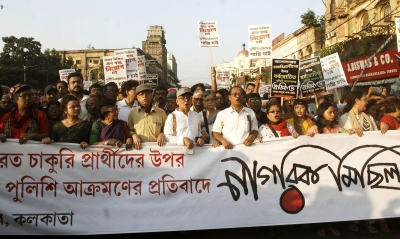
[330,0,336,18]
[93,60,99,64]
[361,12,371,31]
[89,59,92,63]
[382,4,391,21]
[76,60,81,64]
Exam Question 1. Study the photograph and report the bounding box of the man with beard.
[56,81,69,99]
[191,90,204,113]
[85,95,100,122]
[66,72,90,120]
[164,87,204,149]
[128,84,167,150]
[212,86,258,149]
[103,82,119,100]
[153,86,168,110]
[247,93,268,127]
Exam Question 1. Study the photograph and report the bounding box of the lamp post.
[23,65,39,83]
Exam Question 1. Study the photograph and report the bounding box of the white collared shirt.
[117,99,139,123]
[164,110,202,145]
[59,94,90,120]
[212,106,258,145]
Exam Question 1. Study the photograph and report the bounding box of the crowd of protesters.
[0,68,399,237]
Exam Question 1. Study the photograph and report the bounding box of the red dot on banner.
[279,185,305,214]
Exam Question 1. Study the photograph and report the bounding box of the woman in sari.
[201,90,220,146]
[258,103,298,141]
[42,95,91,148]
[338,90,388,137]
[89,98,132,150]
[286,99,315,136]
[0,84,50,144]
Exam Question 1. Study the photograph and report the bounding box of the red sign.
[342,49,400,83]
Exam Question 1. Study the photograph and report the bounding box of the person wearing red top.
[0,84,50,143]
[379,98,400,130]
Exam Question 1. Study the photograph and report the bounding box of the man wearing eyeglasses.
[212,86,258,149]
[103,82,119,100]
[247,93,268,127]
[128,84,167,150]
[164,87,205,149]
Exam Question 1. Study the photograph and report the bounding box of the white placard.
[216,70,230,90]
[83,81,92,91]
[258,84,270,96]
[1,132,400,234]
[137,55,147,82]
[248,24,272,59]
[320,53,348,91]
[59,69,76,82]
[396,17,400,52]
[114,49,139,81]
[103,55,127,88]
[198,21,220,47]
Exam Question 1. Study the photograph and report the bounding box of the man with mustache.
[66,72,90,120]
[128,84,167,150]
[164,87,204,149]
[212,86,258,149]
[191,90,204,113]
[153,86,168,110]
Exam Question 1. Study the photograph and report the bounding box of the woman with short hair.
[286,99,315,136]
[258,103,298,140]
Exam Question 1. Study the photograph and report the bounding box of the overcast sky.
[0,0,325,86]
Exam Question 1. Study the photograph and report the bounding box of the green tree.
[301,9,325,30]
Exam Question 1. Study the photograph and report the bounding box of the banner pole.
[314,93,319,108]
[335,89,343,114]
[209,48,214,67]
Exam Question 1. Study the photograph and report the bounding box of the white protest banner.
[248,24,272,59]
[320,53,348,91]
[83,81,92,91]
[114,49,139,81]
[198,21,219,47]
[1,132,400,235]
[59,69,75,82]
[103,55,127,88]
[258,84,270,96]
[137,55,147,83]
[396,17,400,52]
[216,69,230,90]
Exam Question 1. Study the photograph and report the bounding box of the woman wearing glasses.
[89,98,132,150]
[258,103,298,140]
[0,84,50,143]
[42,95,91,148]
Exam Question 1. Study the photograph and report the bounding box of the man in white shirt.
[117,80,139,122]
[65,73,90,120]
[213,86,258,149]
[164,87,205,149]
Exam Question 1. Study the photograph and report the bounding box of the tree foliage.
[301,9,325,30]
[0,36,63,89]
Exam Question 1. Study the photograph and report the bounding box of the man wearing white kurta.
[164,87,205,148]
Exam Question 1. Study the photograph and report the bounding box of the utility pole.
[23,65,39,83]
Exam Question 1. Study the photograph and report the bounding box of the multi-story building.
[57,26,180,87]
[167,52,177,75]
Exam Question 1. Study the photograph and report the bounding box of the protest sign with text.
[299,57,325,97]
[258,84,270,96]
[114,48,139,81]
[320,53,348,91]
[198,21,219,47]
[216,70,230,90]
[59,69,76,82]
[396,17,400,52]
[271,59,299,97]
[103,55,127,88]
[142,74,158,88]
[0,132,400,235]
[248,24,272,59]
